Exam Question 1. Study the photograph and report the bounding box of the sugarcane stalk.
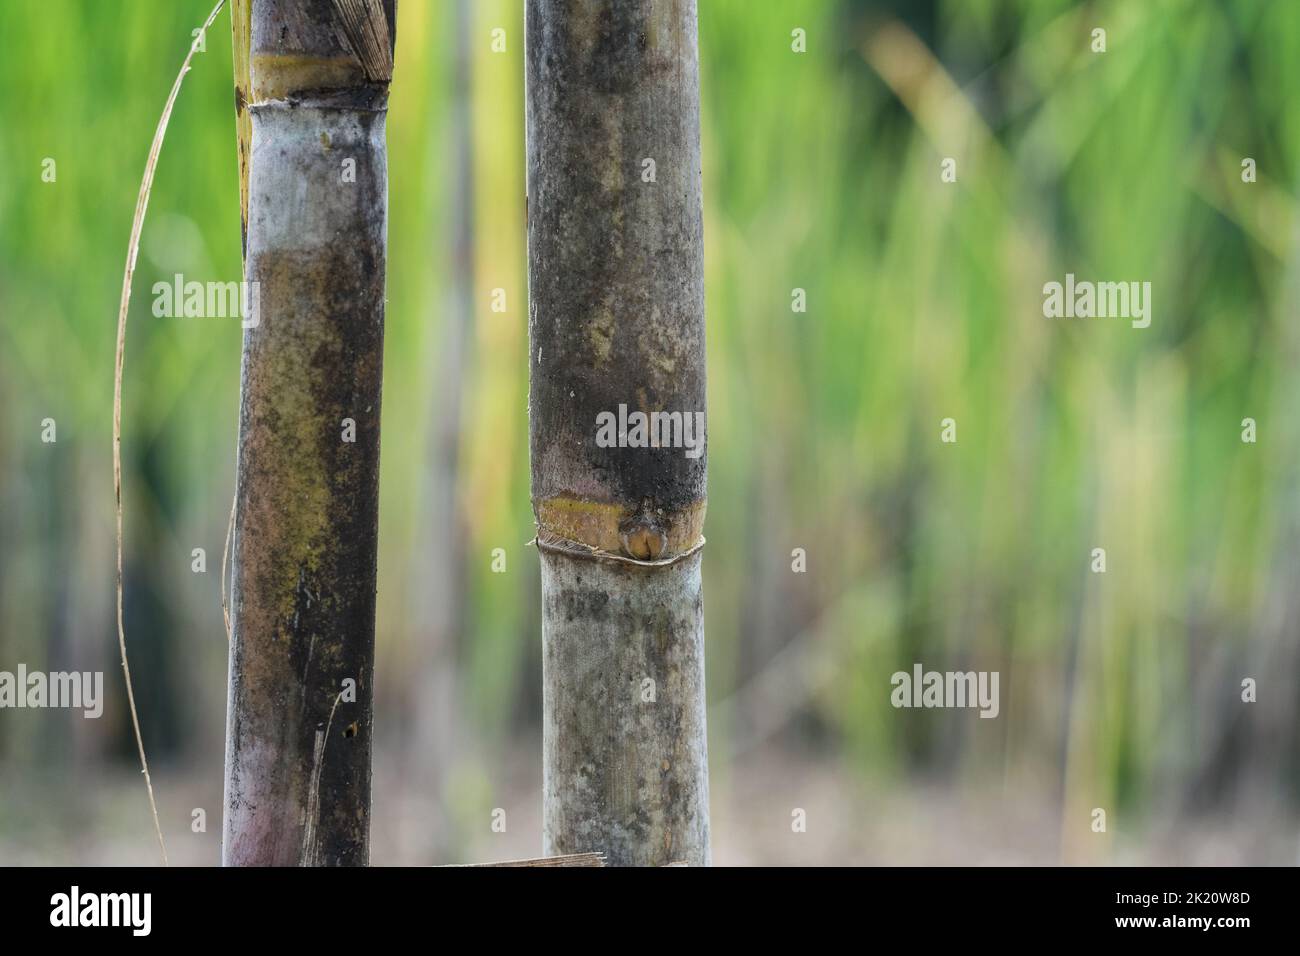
[525,0,711,867]
[223,0,396,867]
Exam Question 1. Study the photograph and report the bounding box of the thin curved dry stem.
[301,692,344,866]
[221,492,235,644]
[113,0,226,868]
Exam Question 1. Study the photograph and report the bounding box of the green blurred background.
[2,0,1298,864]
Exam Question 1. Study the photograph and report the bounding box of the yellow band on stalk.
[534,496,706,561]
[250,54,369,103]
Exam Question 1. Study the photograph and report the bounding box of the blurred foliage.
[1,0,1298,863]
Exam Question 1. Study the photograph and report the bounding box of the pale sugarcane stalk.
[525,0,711,866]
[223,0,395,867]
